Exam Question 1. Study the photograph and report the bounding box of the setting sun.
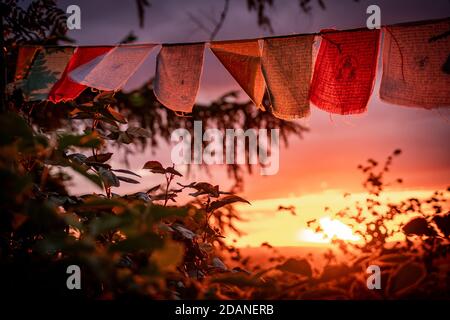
[297,217,360,244]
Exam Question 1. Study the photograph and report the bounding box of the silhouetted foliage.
[1,0,448,301]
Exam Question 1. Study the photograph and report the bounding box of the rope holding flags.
[12,17,450,119]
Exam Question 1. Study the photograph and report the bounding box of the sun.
[297,216,360,244]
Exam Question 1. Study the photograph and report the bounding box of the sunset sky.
[54,0,450,247]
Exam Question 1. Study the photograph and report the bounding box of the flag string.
[18,16,449,48]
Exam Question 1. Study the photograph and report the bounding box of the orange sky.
[61,0,450,246]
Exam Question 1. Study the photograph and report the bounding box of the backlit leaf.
[403,217,437,236]
[126,126,152,138]
[143,161,166,174]
[117,176,140,184]
[86,152,113,163]
[112,169,141,177]
[99,167,120,188]
[208,195,250,212]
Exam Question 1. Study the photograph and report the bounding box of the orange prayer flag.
[310,29,380,114]
[210,39,265,107]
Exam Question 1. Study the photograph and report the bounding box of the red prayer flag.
[310,29,380,114]
[48,46,113,103]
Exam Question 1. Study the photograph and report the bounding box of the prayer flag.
[261,35,315,119]
[15,46,40,81]
[154,43,205,113]
[49,46,113,103]
[210,39,265,107]
[69,44,156,92]
[22,47,74,101]
[310,29,380,114]
[380,19,450,108]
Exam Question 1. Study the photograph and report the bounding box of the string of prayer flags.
[21,47,75,101]
[210,39,265,107]
[49,46,113,103]
[69,44,156,92]
[13,17,450,118]
[310,29,380,114]
[380,19,450,108]
[261,35,315,119]
[14,46,40,81]
[154,43,205,113]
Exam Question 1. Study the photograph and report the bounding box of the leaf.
[67,153,87,165]
[84,161,111,169]
[117,176,140,184]
[58,132,101,150]
[208,195,250,212]
[126,126,151,138]
[146,184,161,194]
[165,166,183,177]
[277,205,296,216]
[112,169,142,178]
[105,106,127,124]
[70,112,95,120]
[143,161,166,174]
[151,193,178,202]
[402,217,437,236]
[69,162,103,188]
[186,182,220,197]
[132,192,151,202]
[99,167,120,188]
[117,132,132,144]
[94,91,116,104]
[388,262,426,297]
[277,258,312,277]
[212,257,228,271]
[433,213,450,237]
[172,224,196,240]
[86,152,113,163]
[150,240,184,273]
